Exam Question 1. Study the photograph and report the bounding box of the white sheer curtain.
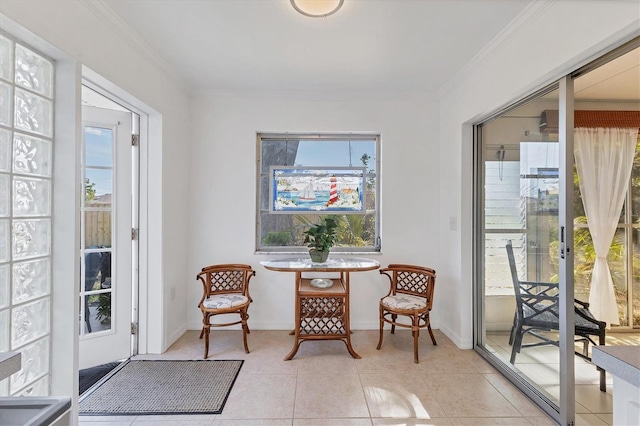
[574,127,638,327]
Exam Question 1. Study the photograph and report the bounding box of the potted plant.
[303,216,338,263]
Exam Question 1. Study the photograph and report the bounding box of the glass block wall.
[0,33,54,397]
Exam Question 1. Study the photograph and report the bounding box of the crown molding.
[80,0,191,95]
[198,88,435,102]
[437,0,556,100]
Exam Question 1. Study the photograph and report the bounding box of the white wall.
[188,93,441,332]
[437,0,640,348]
[0,0,191,402]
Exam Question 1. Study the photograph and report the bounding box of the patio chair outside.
[506,241,607,391]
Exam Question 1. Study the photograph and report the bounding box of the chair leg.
[202,314,211,359]
[391,314,397,334]
[376,305,385,350]
[241,309,250,354]
[598,332,606,392]
[203,326,210,359]
[427,323,437,345]
[510,324,523,364]
[199,313,207,339]
[413,316,420,364]
[508,312,517,345]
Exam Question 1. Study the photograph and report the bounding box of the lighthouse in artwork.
[328,175,338,205]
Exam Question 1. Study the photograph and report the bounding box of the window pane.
[15,375,47,396]
[0,128,10,172]
[13,133,52,177]
[84,293,111,334]
[12,258,50,305]
[13,177,51,217]
[85,168,112,205]
[85,126,113,167]
[0,82,12,126]
[11,298,49,348]
[0,35,13,82]
[14,88,52,137]
[0,309,8,351]
[0,173,9,217]
[0,219,10,262]
[84,211,112,248]
[0,264,9,309]
[10,336,49,394]
[258,135,378,251]
[480,88,561,409]
[12,219,51,260]
[15,44,53,98]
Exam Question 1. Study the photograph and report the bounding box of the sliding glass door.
[475,86,568,420]
[474,38,639,425]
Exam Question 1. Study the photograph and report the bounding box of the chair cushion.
[202,294,249,309]
[522,304,602,333]
[382,294,426,310]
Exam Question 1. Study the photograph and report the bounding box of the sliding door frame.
[472,80,572,425]
[473,36,640,426]
[557,75,575,425]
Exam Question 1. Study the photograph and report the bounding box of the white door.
[79,106,133,369]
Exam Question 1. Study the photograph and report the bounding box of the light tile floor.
[78,329,637,426]
[486,331,640,426]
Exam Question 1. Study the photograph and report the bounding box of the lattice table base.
[299,296,346,335]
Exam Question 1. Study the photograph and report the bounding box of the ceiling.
[574,46,640,101]
[101,0,533,95]
[94,0,639,101]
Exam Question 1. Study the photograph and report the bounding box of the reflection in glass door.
[81,124,114,336]
[478,88,565,411]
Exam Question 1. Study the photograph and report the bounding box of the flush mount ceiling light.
[290,0,344,18]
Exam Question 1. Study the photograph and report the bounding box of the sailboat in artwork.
[298,179,316,201]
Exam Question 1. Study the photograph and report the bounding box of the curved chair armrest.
[574,298,590,309]
[196,272,209,307]
[519,281,559,288]
[574,304,606,328]
[379,269,395,297]
[245,269,256,302]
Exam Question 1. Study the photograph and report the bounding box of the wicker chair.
[196,264,255,359]
[506,241,607,391]
[376,264,437,363]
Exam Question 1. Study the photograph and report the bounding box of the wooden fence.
[85,209,111,247]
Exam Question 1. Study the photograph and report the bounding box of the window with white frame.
[256,134,380,252]
[0,33,54,396]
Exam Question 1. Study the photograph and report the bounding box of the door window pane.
[85,126,113,167]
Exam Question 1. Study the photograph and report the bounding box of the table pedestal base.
[285,276,360,360]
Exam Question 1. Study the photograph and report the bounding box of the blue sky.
[295,140,376,169]
[84,127,113,196]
